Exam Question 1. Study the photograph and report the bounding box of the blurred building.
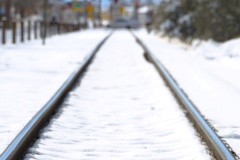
[138,5,153,26]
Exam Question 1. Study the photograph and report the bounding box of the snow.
[0,27,239,157]
[164,0,180,12]
[178,14,192,25]
[138,6,149,13]
[134,29,240,155]
[0,29,110,154]
[25,30,210,159]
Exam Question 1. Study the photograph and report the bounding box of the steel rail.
[0,32,112,160]
[132,32,236,160]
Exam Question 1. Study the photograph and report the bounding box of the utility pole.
[99,0,102,26]
[84,0,88,28]
[134,0,139,20]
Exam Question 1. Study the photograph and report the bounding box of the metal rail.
[0,32,112,160]
[132,32,236,160]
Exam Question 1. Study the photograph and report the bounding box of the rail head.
[132,32,237,160]
[0,31,113,160]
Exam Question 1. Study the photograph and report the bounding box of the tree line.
[153,0,240,42]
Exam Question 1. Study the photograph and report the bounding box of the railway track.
[0,30,237,160]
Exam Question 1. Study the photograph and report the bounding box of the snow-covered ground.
[0,29,109,154]
[25,30,210,160]
[134,29,240,156]
[0,28,239,157]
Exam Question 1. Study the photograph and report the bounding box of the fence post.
[40,21,43,38]
[49,23,52,37]
[20,20,24,43]
[12,21,16,44]
[57,23,61,34]
[34,21,37,39]
[1,19,6,44]
[46,22,50,37]
[28,20,31,40]
[63,23,65,33]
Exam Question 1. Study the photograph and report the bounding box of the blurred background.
[0,0,156,29]
[154,0,240,42]
[0,0,239,44]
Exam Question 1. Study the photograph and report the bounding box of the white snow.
[0,27,240,158]
[25,30,210,159]
[0,29,110,154]
[134,29,240,156]
[164,0,180,12]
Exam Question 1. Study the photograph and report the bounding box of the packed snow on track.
[134,29,240,155]
[0,29,110,153]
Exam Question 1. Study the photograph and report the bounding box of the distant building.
[138,6,153,26]
[62,6,77,24]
